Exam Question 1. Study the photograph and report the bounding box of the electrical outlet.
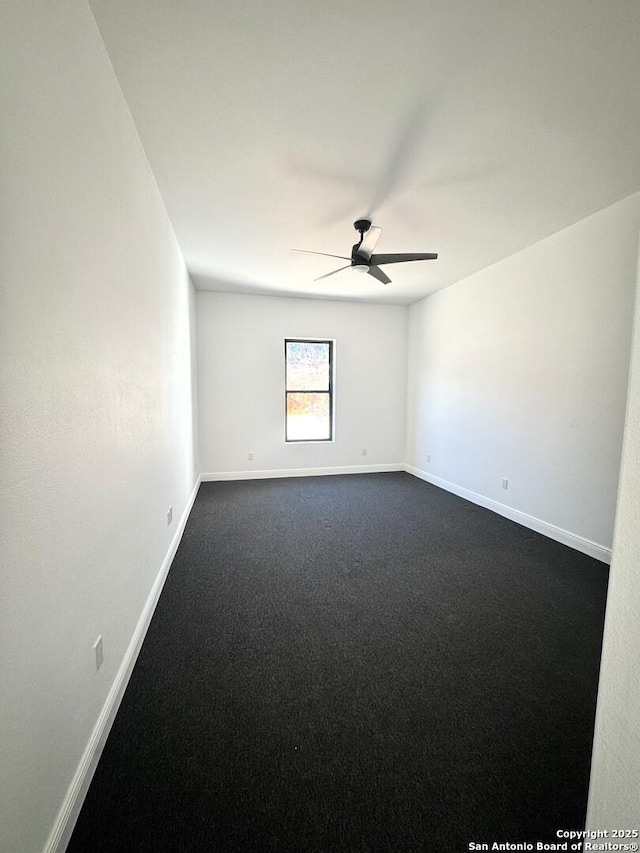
[167,506,173,525]
[502,478,509,490]
[93,636,103,672]
[248,452,253,461]
[427,454,431,463]
[361,448,367,456]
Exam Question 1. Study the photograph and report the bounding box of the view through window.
[285,339,333,441]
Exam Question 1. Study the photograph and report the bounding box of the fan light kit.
[293,219,438,285]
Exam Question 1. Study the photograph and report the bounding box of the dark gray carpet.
[68,472,609,852]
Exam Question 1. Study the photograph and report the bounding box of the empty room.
[2,1,640,852]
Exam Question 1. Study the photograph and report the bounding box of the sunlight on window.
[285,340,333,441]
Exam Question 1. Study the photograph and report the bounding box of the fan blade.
[355,226,382,261]
[292,249,351,261]
[367,104,429,217]
[370,252,438,265]
[367,265,391,285]
[314,264,351,282]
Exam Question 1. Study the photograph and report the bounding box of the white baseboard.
[201,463,404,481]
[43,476,202,853]
[405,465,612,564]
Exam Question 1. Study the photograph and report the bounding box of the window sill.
[285,439,335,445]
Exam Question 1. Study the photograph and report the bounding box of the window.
[285,339,334,442]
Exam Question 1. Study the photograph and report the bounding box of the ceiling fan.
[292,219,438,285]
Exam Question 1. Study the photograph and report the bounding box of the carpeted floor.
[67,472,609,852]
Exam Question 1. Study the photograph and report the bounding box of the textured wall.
[0,2,197,851]
[587,244,640,826]
[405,193,640,550]
[196,292,407,474]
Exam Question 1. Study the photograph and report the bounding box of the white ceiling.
[89,0,640,305]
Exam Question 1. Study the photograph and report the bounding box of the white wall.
[405,193,640,555]
[197,292,407,475]
[587,244,640,826]
[0,3,197,852]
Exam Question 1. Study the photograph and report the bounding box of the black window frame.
[284,338,334,443]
